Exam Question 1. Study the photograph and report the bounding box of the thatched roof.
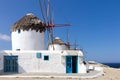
[52,37,65,45]
[11,13,46,33]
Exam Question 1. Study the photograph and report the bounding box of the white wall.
[48,44,67,51]
[18,52,66,73]
[78,56,87,73]
[0,51,66,73]
[11,29,44,50]
[0,50,86,74]
[78,63,87,73]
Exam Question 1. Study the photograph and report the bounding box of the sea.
[102,63,120,68]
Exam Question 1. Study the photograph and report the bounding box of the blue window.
[36,53,41,58]
[4,56,18,73]
[44,55,49,61]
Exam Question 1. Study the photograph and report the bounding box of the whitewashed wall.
[11,29,44,50]
[78,63,87,73]
[78,56,87,73]
[0,51,66,73]
[0,50,86,74]
[18,52,66,73]
[48,44,67,51]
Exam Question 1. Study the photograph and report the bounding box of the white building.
[0,13,87,74]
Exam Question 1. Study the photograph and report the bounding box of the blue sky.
[0,0,120,63]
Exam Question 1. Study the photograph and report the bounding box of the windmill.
[65,29,71,50]
[38,0,71,45]
[65,29,79,50]
[73,40,79,50]
[66,40,79,50]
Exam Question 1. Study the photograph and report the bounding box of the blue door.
[4,56,18,73]
[66,56,78,73]
[66,56,72,73]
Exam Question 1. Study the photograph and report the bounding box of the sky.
[0,0,120,63]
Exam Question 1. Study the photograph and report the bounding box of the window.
[16,49,20,51]
[36,53,41,58]
[44,55,49,61]
[4,56,18,72]
[18,29,21,34]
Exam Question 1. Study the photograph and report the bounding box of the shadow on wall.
[0,51,25,75]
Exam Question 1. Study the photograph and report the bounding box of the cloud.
[0,33,11,41]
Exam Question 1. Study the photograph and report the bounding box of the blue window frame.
[44,55,49,61]
[36,53,41,58]
[4,56,18,73]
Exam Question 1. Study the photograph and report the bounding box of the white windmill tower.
[11,13,46,51]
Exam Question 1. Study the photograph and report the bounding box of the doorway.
[66,56,78,73]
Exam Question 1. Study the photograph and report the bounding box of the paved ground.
[0,70,103,79]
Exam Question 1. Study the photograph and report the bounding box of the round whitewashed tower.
[11,13,46,51]
[48,37,68,50]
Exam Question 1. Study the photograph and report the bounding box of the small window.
[18,29,21,34]
[16,49,20,51]
[44,55,49,61]
[36,53,41,58]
